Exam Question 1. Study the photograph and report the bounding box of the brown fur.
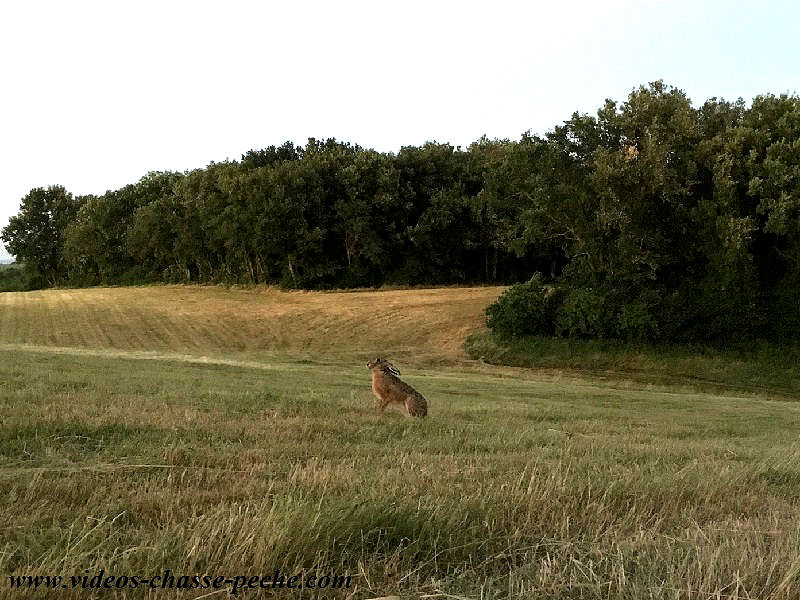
[366,358,428,418]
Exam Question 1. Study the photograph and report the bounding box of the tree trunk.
[247,256,255,284]
[287,255,297,286]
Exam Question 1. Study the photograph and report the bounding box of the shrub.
[616,292,661,341]
[555,287,617,339]
[485,273,562,339]
[766,277,800,340]
[0,263,44,292]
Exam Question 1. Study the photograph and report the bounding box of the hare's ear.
[387,363,401,376]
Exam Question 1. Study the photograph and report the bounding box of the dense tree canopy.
[3,82,799,341]
[485,83,800,342]
[1,185,81,286]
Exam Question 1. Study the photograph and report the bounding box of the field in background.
[2,285,800,599]
[0,285,503,366]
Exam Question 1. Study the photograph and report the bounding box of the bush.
[554,287,617,339]
[485,273,562,339]
[0,263,44,292]
[766,277,800,340]
[616,292,661,341]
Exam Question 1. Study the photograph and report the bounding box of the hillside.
[3,285,800,598]
[0,285,503,364]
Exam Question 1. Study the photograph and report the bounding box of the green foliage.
[615,293,660,341]
[0,262,43,292]
[4,84,800,343]
[482,83,800,343]
[766,274,800,339]
[466,330,800,397]
[485,274,561,339]
[487,279,662,343]
[554,287,615,339]
[1,185,81,286]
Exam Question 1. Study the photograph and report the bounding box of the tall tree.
[1,185,81,285]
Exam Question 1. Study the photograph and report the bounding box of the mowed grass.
[0,285,503,365]
[1,286,800,599]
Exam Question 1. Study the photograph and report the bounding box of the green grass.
[467,331,800,398]
[3,286,800,598]
[3,346,800,599]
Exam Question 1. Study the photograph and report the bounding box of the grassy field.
[467,332,800,398]
[0,286,501,365]
[2,285,800,599]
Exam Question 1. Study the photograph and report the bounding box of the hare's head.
[366,357,400,376]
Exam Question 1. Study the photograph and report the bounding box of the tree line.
[3,82,799,341]
[1,139,551,290]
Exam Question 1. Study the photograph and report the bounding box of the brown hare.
[366,358,428,418]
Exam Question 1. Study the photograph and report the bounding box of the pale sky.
[2,0,799,260]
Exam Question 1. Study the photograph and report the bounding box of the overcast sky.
[1,0,799,260]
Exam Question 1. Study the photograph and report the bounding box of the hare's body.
[367,358,428,417]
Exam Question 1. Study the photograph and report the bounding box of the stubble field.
[1,285,799,599]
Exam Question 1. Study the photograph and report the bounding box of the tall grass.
[467,331,800,398]
[3,346,800,598]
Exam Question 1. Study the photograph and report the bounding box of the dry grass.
[0,285,503,364]
[2,285,800,599]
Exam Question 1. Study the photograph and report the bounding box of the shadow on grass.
[466,331,800,398]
